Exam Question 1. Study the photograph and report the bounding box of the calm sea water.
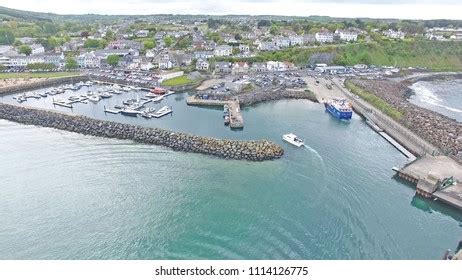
[0,87,461,259]
[409,79,462,121]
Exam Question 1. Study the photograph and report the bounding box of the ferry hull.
[324,103,352,120]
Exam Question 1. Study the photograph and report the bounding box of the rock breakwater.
[0,103,284,161]
[350,79,461,158]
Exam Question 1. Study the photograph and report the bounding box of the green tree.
[47,37,59,49]
[43,22,58,35]
[13,39,22,47]
[106,54,120,67]
[270,24,279,35]
[164,36,174,47]
[65,57,79,69]
[0,29,15,45]
[104,30,116,41]
[19,45,32,56]
[84,39,106,49]
[177,36,192,49]
[143,39,156,50]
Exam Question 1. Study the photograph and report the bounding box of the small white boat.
[152,106,172,118]
[282,133,304,147]
[99,92,113,99]
[87,95,101,103]
[145,93,164,102]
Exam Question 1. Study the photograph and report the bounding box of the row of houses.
[0,53,65,67]
[383,29,406,40]
[256,29,359,50]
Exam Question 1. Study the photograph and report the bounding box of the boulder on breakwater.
[0,103,284,161]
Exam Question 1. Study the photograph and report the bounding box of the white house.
[146,49,156,58]
[274,37,290,48]
[136,30,149,38]
[7,53,63,67]
[213,45,233,57]
[0,56,10,66]
[30,44,45,55]
[231,62,249,74]
[194,51,214,59]
[315,32,334,43]
[140,61,154,71]
[195,58,209,71]
[258,41,279,51]
[9,55,44,67]
[266,61,289,72]
[77,51,100,68]
[266,61,294,72]
[289,36,304,46]
[239,44,250,53]
[383,29,405,40]
[159,58,174,69]
[335,30,358,42]
[251,62,267,72]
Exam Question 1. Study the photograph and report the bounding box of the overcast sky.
[2,0,462,20]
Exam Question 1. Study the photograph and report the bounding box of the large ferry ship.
[324,98,353,120]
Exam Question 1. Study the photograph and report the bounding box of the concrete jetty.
[186,96,244,128]
[228,101,244,129]
[396,156,462,210]
[186,96,228,106]
[378,130,417,161]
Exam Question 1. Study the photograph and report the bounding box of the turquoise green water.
[0,96,461,259]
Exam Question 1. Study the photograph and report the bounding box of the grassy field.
[161,75,193,86]
[0,72,81,79]
[345,80,404,121]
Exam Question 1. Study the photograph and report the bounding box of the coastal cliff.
[0,103,284,161]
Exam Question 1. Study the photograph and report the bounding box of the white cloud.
[1,0,461,19]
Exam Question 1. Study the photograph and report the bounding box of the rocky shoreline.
[238,89,317,106]
[349,79,461,158]
[0,103,284,161]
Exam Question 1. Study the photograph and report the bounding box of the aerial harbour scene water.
[0,2,461,262]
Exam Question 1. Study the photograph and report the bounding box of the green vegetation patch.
[161,75,193,86]
[345,80,403,121]
[334,41,462,71]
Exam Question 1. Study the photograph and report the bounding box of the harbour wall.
[334,79,439,157]
[238,89,317,106]
[0,102,284,161]
[191,89,317,107]
[0,76,89,96]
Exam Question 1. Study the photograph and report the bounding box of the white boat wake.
[300,143,330,209]
[303,144,325,165]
